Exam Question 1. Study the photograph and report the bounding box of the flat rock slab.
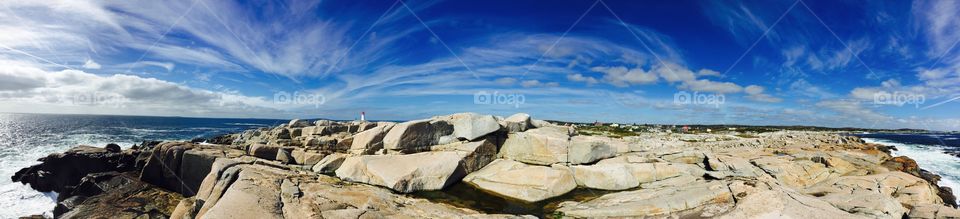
[434,112,502,141]
[556,181,733,218]
[497,127,571,165]
[335,151,469,193]
[463,159,576,202]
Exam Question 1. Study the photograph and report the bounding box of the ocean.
[858,133,960,206]
[0,113,286,218]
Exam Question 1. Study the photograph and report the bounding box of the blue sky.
[0,0,959,130]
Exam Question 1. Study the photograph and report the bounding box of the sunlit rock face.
[12,113,960,218]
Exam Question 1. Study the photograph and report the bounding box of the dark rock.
[190,138,206,143]
[133,141,163,151]
[940,186,958,208]
[208,134,235,145]
[105,143,121,153]
[11,146,137,194]
[54,195,87,217]
[57,172,183,219]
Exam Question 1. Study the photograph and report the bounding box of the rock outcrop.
[10,113,960,219]
[382,119,454,153]
[12,145,138,194]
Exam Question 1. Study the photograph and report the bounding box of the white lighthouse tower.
[360,111,365,121]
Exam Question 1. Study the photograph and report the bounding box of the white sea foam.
[864,138,960,206]
[0,183,56,218]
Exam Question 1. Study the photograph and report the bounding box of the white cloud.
[520,80,558,88]
[82,59,101,69]
[789,79,836,98]
[0,62,295,117]
[654,63,696,83]
[566,73,599,85]
[696,69,721,77]
[494,77,517,85]
[815,99,890,121]
[590,66,658,87]
[0,0,435,78]
[679,79,743,93]
[914,0,960,58]
[744,85,782,103]
[825,38,870,70]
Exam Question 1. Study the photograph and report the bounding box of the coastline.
[8,113,960,218]
[863,137,960,206]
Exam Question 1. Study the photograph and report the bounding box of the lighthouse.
[360,111,365,121]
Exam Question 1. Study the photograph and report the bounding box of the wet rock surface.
[9,113,960,218]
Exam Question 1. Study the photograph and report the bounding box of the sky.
[0,0,958,131]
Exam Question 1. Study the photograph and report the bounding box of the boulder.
[178,149,222,194]
[315,120,334,126]
[248,144,280,160]
[463,159,576,202]
[291,149,326,166]
[431,139,499,173]
[275,147,295,164]
[568,136,618,164]
[312,153,349,174]
[530,119,552,128]
[382,119,454,153]
[435,113,502,141]
[501,113,532,133]
[287,119,312,128]
[335,140,496,193]
[497,126,571,165]
[105,143,121,152]
[349,123,395,155]
[200,166,287,219]
[139,142,198,195]
[556,181,733,218]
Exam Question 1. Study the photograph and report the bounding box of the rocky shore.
[11,112,960,218]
